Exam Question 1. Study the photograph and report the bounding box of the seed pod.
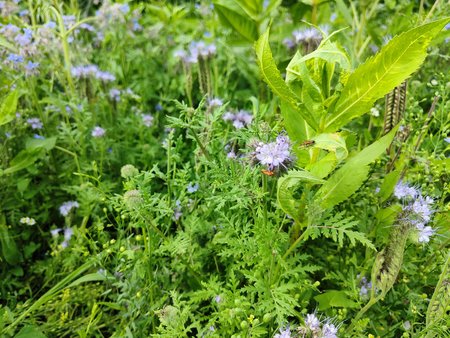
[426,253,450,327]
[372,217,413,297]
[383,80,407,136]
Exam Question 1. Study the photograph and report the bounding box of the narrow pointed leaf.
[255,29,318,129]
[315,125,399,209]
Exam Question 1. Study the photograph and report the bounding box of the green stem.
[188,126,211,161]
[282,229,308,260]
[346,295,382,333]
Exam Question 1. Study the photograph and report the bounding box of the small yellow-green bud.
[120,164,139,178]
[124,189,143,209]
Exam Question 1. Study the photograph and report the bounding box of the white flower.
[20,217,36,225]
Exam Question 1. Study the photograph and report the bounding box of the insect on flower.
[261,169,275,176]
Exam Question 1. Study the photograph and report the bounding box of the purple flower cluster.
[142,114,154,127]
[71,65,116,82]
[283,27,323,51]
[207,97,223,108]
[27,117,43,130]
[222,110,253,129]
[358,275,372,297]
[91,126,106,138]
[394,181,436,243]
[174,41,216,64]
[303,313,339,338]
[59,201,79,217]
[253,135,292,171]
[274,326,291,338]
[50,227,74,249]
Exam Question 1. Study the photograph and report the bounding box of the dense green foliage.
[0,1,449,337]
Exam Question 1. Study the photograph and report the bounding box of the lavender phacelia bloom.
[71,64,115,82]
[50,228,62,237]
[59,201,79,216]
[222,110,253,129]
[394,181,436,244]
[142,114,154,127]
[109,88,121,101]
[358,276,372,297]
[91,126,106,137]
[253,135,292,171]
[305,313,320,331]
[187,182,199,193]
[274,326,291,338]
[207,97,223,108]
[27,117,43,129]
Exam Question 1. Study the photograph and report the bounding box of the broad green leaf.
[325,18,450,131]
[307,152,337,178]
[314,290,358,310]
[315,125,399,209]
[67,272,112,288]
[377,155,406,203]
[290,41,351,71]
[214,1,258,42]
[277,170,325,222]
[255,28,318,129]
[311,133,348,161]
[0,215,23,265]
[0,90,19,126]
[2,148,45,175]
[26,137,57,151]
[375,205,402,228]
[14,325,47,338]
[286,51,325,122]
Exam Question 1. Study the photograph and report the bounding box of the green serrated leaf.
[325,18,450,131]
[315,125,399,209]
[255,28,318,129]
